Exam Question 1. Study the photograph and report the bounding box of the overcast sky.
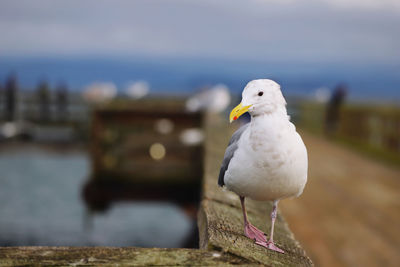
[0,0,399,65]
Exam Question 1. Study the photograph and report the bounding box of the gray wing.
[218,123,249,187]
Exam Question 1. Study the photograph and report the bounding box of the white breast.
[224,116,308,201]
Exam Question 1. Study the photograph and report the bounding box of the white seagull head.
[230,79,287,122]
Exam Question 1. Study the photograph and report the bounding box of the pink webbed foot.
[255,240,285,253]
[244,223,267,243]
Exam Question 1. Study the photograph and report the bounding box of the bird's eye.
[258,91,263,96]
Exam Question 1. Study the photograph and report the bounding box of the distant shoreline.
[1,57,399,102]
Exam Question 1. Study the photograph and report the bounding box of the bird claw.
[255,240,285,253]
[244,223,267,243]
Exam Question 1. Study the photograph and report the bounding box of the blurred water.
[0,148,192,247]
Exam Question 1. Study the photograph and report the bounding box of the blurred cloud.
[0,0,399,64]
[320,0,400,10]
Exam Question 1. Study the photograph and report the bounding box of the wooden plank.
[0,247,250,266]
[199,113,313,267]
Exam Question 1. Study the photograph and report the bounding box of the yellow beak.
[229,103,252,123]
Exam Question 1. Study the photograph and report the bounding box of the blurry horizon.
[0,0,399,102]
[0,56,399,102]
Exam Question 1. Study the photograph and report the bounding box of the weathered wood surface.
[0,247,249,266]
[280,132,400,267]
[198,114,313,266]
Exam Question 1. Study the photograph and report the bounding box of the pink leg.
[255,201,285,253]
[240,196,267,243]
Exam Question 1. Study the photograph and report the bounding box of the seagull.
[218,79,308,253]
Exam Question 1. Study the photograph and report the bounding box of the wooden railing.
[338,105,400,154]
[293,101,400,164]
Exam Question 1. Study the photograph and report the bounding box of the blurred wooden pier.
[280,131,400,267]
[83,100,203,212]
[0,112,312,266]
[2,98,399,266]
